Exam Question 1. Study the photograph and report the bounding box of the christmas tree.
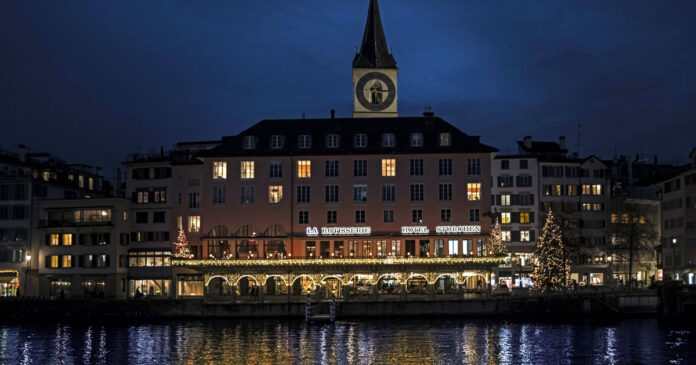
[487,218,507,256]
[173,228,194,259]
[531,209,571,292]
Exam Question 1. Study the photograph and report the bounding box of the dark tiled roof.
[352,0,397,69]
[516,141,567,154]
[200,116,497,157]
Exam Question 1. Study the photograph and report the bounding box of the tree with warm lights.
[531,209,571,292]
[487,218,507,256]
[173,228,194,259]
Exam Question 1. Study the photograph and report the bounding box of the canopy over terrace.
[172,257,504,295]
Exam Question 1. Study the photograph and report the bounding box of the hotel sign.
[435,225,481,234]
[322,226,371,236]
[306,226,372,236]
[401,226,429,235]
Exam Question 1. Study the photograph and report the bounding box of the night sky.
[2,0,695,176]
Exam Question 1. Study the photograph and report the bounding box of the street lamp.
[672,238,678,281]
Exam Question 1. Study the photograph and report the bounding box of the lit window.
[381,133,395,147]
[88,177,94,190]
[502,231,511,242]
[501,213,511,224]
[242,135,256,150]
[520,212,530,223]
[298,135,312,149]
[501,195,511,206]
[270,135,284,149]
[62,255,72,268]
[42,171,50,181]
[297,160,311,178]
[241,161,255,179]
[521,231,531,242]
[554,185,563,196]
[68,174,74,181]
[354,134,368,148]
[62,233,72,246]
[326,134,339,148]
[50,255,59,268]
[213,162,227,179]
[467,183,481,201]
[381,159,396,176]
[410,133,424,147]
[593,184,602,195]
[567,185,578,196]
[78,175,85,188]
[611,214,618,223]
[50,234,60,246]
[439,132,451,146]
[188,216,200,232]
[269,185,283,203]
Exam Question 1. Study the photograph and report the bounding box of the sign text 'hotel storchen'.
[435,225,482,234]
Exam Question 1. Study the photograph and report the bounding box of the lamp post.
[23,253,31,297]
[672,237,678,281]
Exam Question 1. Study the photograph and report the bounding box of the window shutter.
[511,212,520,224]
[148,191,154,203]
[44,256,50,268]
[530,230,536,241]
[45,234,50,246]
[91,233,97,246]
[104,233,111,245]
[511,195,520,205]
[131,192,137,202]
[511,231,521,242]
[529,212,535,223]
[495,195,501,205]
[78,255,85,268]
[105,255,111,268]
[529,194,535,205]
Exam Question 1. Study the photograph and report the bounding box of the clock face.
[356,72,396,111]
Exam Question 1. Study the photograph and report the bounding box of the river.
[0,318,693,364]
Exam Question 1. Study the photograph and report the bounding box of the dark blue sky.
[1,0,695,175]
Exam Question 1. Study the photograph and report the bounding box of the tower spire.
[353,0,397,69]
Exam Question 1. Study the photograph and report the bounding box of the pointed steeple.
[353,0,397,69]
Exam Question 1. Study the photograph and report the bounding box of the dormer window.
[270,135,285,149]
[439,133,451,146]
[326,134,339,148]
[410,133,424,147]
[381,133,395,147]
[354,134,368,148]
[298,135,312,149]
[242,136,256,150]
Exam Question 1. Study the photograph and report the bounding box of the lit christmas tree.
[531,209,571,292]
[173,228,194,259]
[487,218,507,256]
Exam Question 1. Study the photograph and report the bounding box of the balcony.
[39,219,113,228]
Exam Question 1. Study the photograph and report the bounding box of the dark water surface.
[0,317,694,364]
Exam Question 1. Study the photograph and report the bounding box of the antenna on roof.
[355,46,358,55]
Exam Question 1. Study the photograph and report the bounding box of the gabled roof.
[516,140,568,155]
[352,0,397,69]
[200,116,497,157]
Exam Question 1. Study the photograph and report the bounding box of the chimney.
[423,106,434,117]
[330,109,335,119]
[559,136,566,150]
[523,136,532,149]
[17,144,26,163]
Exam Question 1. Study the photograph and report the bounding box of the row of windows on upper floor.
[664,173,696,193]
[240,132,453,151]
[182,207,482,233]
[212,158,482,180]
[185,183,483,207]
[539,165,606,178]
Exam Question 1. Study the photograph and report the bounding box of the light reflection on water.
[0,318,693,364]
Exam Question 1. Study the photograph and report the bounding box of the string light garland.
[173,256,505,268]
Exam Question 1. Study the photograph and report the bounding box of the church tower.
[352,0,398,118]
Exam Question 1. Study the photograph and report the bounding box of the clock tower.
[353,0,398,118]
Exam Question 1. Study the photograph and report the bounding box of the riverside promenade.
[3,287,693,321]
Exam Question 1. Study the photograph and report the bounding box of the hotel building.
[167,0,502,299]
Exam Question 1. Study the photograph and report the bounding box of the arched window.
[207,225,228,237]
[369,81,383,104]
[236,225,255,237]
[264,225,286,237]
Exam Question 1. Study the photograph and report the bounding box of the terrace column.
[428,283,434,301]
[457,283,464,301]
[287,284,293,303]
[400,284,406,301]
[343,285,351,302]
[258,286,264,303]
[230,285,237,303]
